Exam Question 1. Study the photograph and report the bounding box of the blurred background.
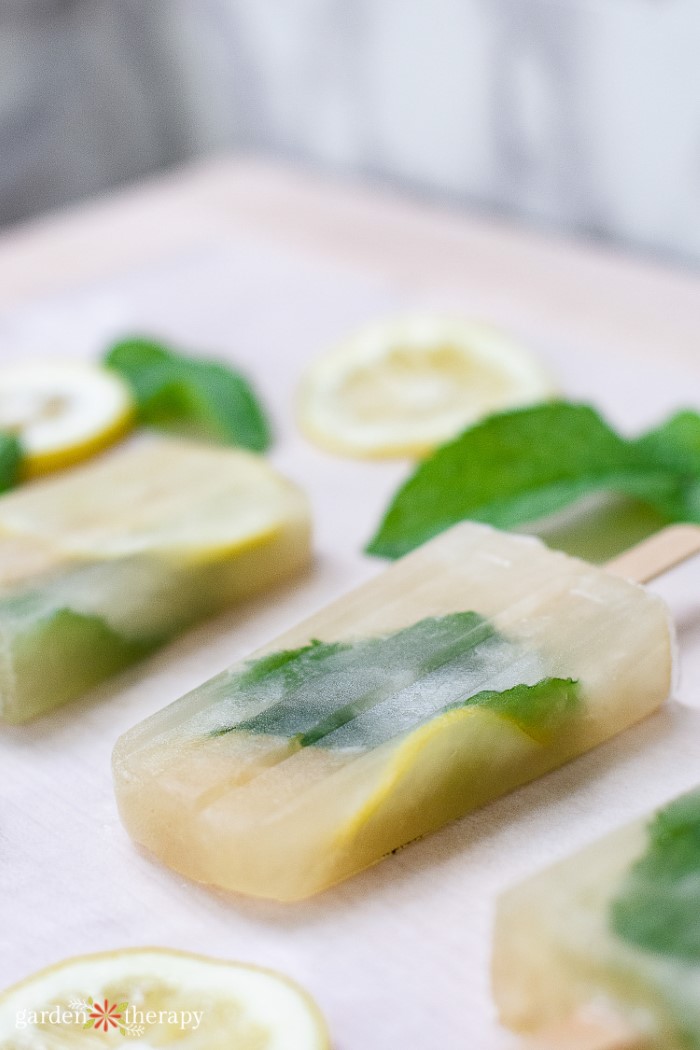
[1,0,698,263]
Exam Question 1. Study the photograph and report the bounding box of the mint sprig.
[105,338,272,452]
[367,402,700,559]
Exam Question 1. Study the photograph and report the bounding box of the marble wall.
[2,0,699,262]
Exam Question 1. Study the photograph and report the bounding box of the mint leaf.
[367,402,700,559]
[457,677,580,744]
[8,606,157,722]
[633,411,700,520]
[216,612,494,743]
[105,338,272,452]
[0,433,22,493]
[210,612,578,751]
[611,789,700,962]
[637,411,700,472]
[235,638,350,691]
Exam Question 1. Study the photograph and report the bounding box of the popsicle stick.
[524,1015,646,1049]
[605,523,700,584]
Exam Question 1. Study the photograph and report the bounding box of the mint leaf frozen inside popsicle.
[6,606,156,721]
[454,677,581,744]
[212,613,580,750]
[611,789,700,962]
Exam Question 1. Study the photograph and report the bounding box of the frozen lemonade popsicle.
[113,521,674,901]
[0,437,310,722]
[494,787,700,1049]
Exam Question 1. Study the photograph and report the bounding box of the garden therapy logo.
[80,997,140,1036]
[15,995,204,1036]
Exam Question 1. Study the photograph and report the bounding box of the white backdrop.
[0,0,699,262]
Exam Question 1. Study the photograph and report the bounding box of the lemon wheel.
[0,437,311,563]
[0,361,135,477]
[298,315,555,458]
[0,948,330,1048]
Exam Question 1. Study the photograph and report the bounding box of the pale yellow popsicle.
[113,522,673,901]
[494,787,700,1050]
[0,436,311,722]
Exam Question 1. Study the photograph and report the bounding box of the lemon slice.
[334,706,541,855]
[298,315,555,458]
[0,948,330,1048]
[0,361,135,477]
[0,436,310,562]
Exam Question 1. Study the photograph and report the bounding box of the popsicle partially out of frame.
[496,784,700,1050]
[113,521,694,902]
[0,436,311,722]
[497,524,700,1050]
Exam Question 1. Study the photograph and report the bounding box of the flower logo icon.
[85,998,127,1033]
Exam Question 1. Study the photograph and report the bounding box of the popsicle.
[493,785,700,1050]
[113,520,677,901]
[0,437,311,722]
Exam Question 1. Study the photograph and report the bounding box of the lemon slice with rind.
[332,706,541,857]
[0,436,309,563]
[0,948,330,1049]
[0,361,135,477]
[298,315,555,458]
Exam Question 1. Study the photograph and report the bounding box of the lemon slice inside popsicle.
[0,361,134,477]
[298,315,554,458]
[0,948,330,1048]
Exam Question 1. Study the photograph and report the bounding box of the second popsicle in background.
[0,436,311,722]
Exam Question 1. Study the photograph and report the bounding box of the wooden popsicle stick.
[523,1015,647,1050]
[605,523,700,584]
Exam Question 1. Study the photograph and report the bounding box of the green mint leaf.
[457,677,580,744]
[367,402,700,559]
[636,410,700,473]
[633,410,700,520]
[611,788,700,962]
[104,337,272,452]
[7,606,158,722]
[0,433,22,493]
[210,612,577,751]
[235,638,351,691]
[215,612,494,743]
